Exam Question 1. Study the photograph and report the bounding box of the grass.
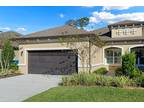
[24,86,144,102]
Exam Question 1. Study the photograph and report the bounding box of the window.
[105,47,122,64]
[116,30,121,35]
[130,29,136,35]
[123,30,128,35]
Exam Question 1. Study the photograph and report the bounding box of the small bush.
[115,67,123,76]
[130,67,141,78]
[140,74,144,87]
[10,63,18,71]
[61,73,137,88]
[134,73,144,87]
[93,67,108,75]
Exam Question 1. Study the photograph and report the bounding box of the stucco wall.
[112,27,143,38]
[19,42,103,74]
[18,42,144,74]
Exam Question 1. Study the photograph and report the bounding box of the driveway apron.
[0,74,61,102]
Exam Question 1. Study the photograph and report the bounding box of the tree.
[65,17,90,30]
[0,39,15,73]
[64,17,104,73]
[59,35,105,73]
[76,17,89,30]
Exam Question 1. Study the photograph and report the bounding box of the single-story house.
[13,20,144,75]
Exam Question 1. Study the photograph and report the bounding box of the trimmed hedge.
[61,73,137,88]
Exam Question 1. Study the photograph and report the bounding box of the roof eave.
[11,33,95,41]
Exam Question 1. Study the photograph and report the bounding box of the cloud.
[89,11,144,24]
[0,27,11,31]
[102,6,132,11]
[59,13,64,18]
[16,27,27,32]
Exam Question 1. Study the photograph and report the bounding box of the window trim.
[103,46,123,65]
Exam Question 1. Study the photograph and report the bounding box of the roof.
[24,25,89,38]
[12,20,144,44]
[90,27,110,37]
[108,20,144,27]
[0,31,22,39]
[0,31,22,48]
[91,26,144,42]
[100,36,144,42]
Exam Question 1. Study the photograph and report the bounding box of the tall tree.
[76,17,89,30]
[65,17,90,30]
[63,17,105,73]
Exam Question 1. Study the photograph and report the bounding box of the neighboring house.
[0,31,22,63]
[13,20,144,75]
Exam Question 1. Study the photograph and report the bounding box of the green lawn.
[24,86,144,102]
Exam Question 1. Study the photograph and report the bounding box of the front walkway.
[0,74,62,102]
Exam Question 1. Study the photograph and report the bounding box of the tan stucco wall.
[18,42,144,74]
[112,27,143,38]
[19,42,101,74]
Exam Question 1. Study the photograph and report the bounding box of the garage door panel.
[28,50,78,75]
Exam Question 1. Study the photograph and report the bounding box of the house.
[13,20,144,75]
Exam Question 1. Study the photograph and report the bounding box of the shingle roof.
[0,31,22,48]
[100,36,144,41]
[25,25,89,38]
[12,20,144,44]
[0,31,22,39]
[90,27,110,37]
[108,20,144,26]
[90,26,144,42]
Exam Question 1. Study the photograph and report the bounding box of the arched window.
[131,46,144,66]
[105,47,122,64]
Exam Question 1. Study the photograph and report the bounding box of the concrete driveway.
[0,74,62,102]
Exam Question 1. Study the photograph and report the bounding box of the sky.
[0,6,144,35]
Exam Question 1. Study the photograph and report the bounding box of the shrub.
[134,73,144,87]
[115,67,123,76]
[140,74,144,87]
[10,63,18,71]
[93,67,108,75]
[61,73,137,88]
[122,52,141,78]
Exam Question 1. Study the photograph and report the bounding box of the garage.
[28,50,78,75]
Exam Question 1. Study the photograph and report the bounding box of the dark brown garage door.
[28,50,78,75]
